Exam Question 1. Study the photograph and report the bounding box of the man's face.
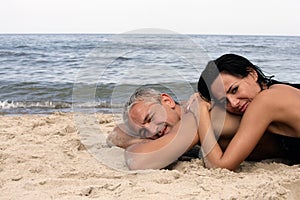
[127,95,180,139]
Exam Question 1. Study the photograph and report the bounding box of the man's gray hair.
[123,87,162,122]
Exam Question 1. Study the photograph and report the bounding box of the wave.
[0,50,47,57]
[115,56,132,61]
[0,100,124,115]
[0,100,126,110]
[0,100,71,110]
[0,81,197,114]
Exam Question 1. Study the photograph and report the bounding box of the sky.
[1,0,300,36]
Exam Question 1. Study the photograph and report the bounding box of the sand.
[0,112,299,200]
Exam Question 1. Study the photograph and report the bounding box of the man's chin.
[149,134,160,140]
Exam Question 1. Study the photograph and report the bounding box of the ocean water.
[0,34,299,115]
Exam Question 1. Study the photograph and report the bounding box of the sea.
[0,33,300,115]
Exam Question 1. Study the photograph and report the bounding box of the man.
[107,87,283,170]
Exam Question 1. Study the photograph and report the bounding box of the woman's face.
[211,71,261,115]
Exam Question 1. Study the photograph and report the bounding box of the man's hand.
[106,124,150,149]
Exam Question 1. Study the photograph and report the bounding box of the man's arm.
[106,124,150,149]
[125,112,199,170]
[107,103,241,170]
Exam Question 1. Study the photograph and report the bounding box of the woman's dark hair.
[198,54,271,101]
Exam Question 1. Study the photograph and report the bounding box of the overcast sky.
[1,0,299,36]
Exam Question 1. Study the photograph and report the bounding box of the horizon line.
[0,32,299,37]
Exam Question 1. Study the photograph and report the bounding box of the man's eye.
[146,117,152,123]
[146,115,154,123]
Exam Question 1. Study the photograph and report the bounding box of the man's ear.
[160,93,176,108]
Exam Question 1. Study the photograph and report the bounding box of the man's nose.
[145,123,158,137]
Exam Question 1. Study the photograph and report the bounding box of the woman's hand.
[185,93,218,168]
[186,93,211,111]
[185,93,212,123]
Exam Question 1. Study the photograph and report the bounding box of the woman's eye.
[232,87,238,94]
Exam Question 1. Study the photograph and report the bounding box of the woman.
[191,53,300,170]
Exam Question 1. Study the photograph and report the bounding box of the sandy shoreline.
[0,112,299,199]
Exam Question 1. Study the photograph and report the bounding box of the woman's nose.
[227,95,239,108]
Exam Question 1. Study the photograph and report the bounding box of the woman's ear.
[248,68,258,81]
[160,93,176,108]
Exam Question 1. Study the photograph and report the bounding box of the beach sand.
[0,112,299,200]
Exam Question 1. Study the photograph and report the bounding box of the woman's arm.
[210,105,241,138]
[191,92,274,170]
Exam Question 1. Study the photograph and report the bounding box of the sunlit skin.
[122,94,201,170]
[190,69,300,170]
[127,94,181,140]
[211,70,262,115]
[107,90,286,170]
[106,68,300,170]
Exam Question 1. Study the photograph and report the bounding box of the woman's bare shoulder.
[247,84,300,118]
[269,83,300,92]
[256,84,298,101]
